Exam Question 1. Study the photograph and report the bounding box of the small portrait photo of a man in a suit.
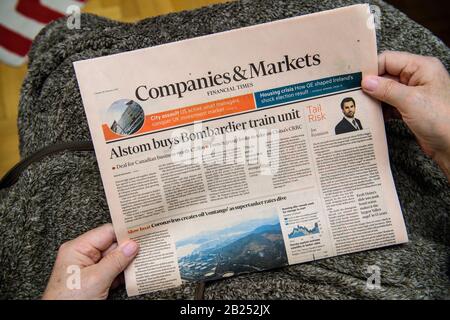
[335,97,363,135]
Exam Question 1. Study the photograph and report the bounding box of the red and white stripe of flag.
[0,0,86,66]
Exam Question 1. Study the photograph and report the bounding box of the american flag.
[0,0,86,66]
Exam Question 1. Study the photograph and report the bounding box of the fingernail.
[122,241,138,257]
[362,76,379,91]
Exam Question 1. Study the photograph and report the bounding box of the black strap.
[194,282,206,300]
[0,141,94,189]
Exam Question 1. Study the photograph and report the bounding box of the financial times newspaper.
[74,4,408,296]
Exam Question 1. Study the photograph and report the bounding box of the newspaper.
[74,4,408,296]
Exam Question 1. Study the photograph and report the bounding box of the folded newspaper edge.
[74,4,408,297]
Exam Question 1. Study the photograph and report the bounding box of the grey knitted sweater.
[0,0,449,299]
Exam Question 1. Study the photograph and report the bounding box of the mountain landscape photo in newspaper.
[176,215,288,281]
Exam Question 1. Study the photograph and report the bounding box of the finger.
[375,72,400,120]
[378,51,428,85]
[102,242,118,258]
[59,224,117,265]
[76,223,116,252]
[378,51,412,76]
[362,75,411,113]
[92,240,139,285]
[381,73,399,82]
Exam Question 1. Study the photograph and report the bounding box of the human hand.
[362,51,450,179]
[42,224,139,300]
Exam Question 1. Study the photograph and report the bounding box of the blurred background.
[0,0,449,178]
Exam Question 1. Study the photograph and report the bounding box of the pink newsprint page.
[74,4,408,296]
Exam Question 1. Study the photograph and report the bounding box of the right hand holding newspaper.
[74,4,408,296]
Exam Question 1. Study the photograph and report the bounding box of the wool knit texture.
[0,0,449,299]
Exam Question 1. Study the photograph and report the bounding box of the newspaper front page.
[74,4,408,296]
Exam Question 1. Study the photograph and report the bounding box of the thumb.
[362,75,411,113]
[92,240,139,285]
